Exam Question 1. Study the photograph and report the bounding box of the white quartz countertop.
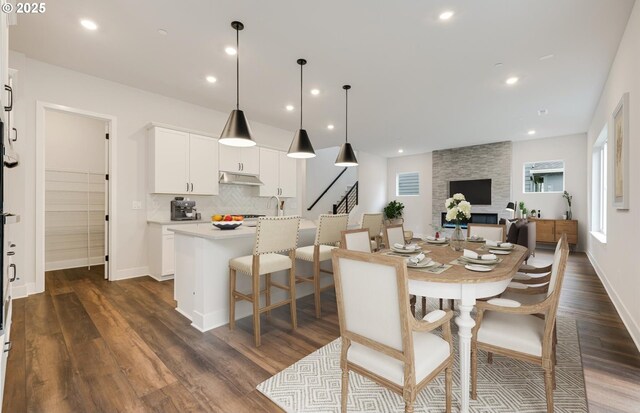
[147,219,208,225]
[168,219,317,240]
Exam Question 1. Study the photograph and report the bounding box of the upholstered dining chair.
[341,228,372,253]
[361,213,384,251]
[229,216,301,347]
[467,223,506,242]
[332,248,454,413]
[383,224,423,316]
[471,234,569,413]
[294,214,349,318]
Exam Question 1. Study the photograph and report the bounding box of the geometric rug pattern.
[257,316,588,412]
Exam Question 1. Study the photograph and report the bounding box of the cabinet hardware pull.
[190,183,194,192]
[3,342,11,353]
[187,182,189,192]
[4,85,12,112]
[11,127,17,142]
[9,264,17,282]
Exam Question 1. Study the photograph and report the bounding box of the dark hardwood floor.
[3,250,639,412]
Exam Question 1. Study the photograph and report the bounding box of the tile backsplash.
[147,184,299,221]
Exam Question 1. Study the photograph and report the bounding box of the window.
[396,172,419,196]
[591,125,607,241]
[523,160,565,193]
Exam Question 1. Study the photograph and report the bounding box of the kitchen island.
[169,219,321,331]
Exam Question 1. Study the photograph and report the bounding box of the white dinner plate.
[407,259,436,268]
[460,256,499,265]
[487,244,514,251]
[489,249,511,255]
[466,237,485,242]
[424,239,448,244]
[391,246,422,254]
[465,264,493,272]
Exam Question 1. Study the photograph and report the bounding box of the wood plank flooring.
[3,250,640,412]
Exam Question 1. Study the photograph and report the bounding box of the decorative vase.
[567,209,572,220]
[450,223,466,252]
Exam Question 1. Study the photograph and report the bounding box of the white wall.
[351,151,388,222]
[387,153,432,238]
[9,51,297,292]
[586,1,640,349]
[512,134,588,250]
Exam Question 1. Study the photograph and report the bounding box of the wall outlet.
[132,201,142,210]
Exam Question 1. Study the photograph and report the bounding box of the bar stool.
[295,214,349,318]
[341,228,372,252]
[361,213,383,251]
[228,216,301,347]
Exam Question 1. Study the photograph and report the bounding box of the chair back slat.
[547,236,566,297]
[341,229,372,253]
[332,249,411,353]
[384,224,405,248]
[315,214,349,245]
[254,216,301,255]
[361,213,384,239]
[468,224,505,242]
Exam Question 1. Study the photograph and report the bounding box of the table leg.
[455,294,476,413]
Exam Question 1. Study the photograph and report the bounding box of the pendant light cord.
[236,27,240,110]
[345,88,349,143]
[300,63,303,129]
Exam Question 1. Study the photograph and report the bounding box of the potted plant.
[518,201,526,219]
[530,209,537,219]
[383,200,405,225]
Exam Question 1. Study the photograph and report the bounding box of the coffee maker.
[170,197,197,221]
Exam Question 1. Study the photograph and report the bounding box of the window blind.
[397,172,419,196]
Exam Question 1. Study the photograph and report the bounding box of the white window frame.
[396,172,420,197]
[591,125,607,243]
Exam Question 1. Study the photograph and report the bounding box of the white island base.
[170,221,320,332]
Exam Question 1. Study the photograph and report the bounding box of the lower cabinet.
[530,218,578,246]
[148,223,201,281]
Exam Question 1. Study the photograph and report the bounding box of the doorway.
[36,103,117,292]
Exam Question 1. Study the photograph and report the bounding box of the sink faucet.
[267,195,282,216]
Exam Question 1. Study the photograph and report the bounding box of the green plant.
[518,201,525,211]
[563,191,572,207]
[383,200,405,220]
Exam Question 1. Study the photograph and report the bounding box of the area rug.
[257,317,588,412]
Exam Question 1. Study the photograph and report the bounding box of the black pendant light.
[219,21,256,147]
[335,85,358,167]
[287,59,316,158]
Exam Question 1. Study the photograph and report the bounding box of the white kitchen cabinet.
[218,145,259,175]
[147,222,203,281]
[148,127,218,195]
[258,148,297,197]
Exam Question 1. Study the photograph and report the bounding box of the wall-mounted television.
[449,179,492,205]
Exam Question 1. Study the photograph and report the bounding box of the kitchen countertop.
[168,219,317,240]
[147,219,208,225]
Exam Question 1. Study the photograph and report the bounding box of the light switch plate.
[132,201,142,210]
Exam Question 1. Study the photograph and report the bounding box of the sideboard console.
[529,218,578,247]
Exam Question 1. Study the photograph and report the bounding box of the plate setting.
[465,264,494,272]
[391,246,422,254]
[489,249,511,255]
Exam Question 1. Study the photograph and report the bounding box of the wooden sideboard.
[529,218,578,246]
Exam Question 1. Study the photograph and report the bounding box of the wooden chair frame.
[340,228,372,253]
[467,223,507,242]
[383,223,406,249]
[471,234,569,413]
[332,249,454,413]
[361,213,384,251]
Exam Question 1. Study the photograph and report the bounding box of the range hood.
[219,171,263,186]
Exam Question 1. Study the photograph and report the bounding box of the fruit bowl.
[212,221,243,230]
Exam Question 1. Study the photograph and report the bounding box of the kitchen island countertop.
[168,218,317,240]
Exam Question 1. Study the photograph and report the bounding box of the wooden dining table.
[383,241,528,413]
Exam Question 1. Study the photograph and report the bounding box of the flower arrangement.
[445,193,472,224]
[563,191,573,219]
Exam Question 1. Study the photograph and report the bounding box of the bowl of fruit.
[211,214,244,230]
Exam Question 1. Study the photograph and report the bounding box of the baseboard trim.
[45,258,105,272]
[113,266,150,281]
[586,251,640,352]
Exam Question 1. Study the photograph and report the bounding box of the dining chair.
[341,228,372,253]
[361,213,384,251]
[332,248,454,413]
[471,234,569,413]
[467,223,506,242]
[383,224,423,316]
[228,216,301,347]
[294,214,349,318]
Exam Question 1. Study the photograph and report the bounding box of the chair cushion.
[229,253,292,275]
[295,245,336,262]
[348,331,450,386]
[477,311,545,357]
[501,291,548,307]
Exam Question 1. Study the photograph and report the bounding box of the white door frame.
[35,101,117,291]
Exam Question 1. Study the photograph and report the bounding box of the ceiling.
[9,0,635,157]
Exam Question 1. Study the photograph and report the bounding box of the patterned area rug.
[257,317,587,412]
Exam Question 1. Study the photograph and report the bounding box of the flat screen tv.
[449,179,492,205]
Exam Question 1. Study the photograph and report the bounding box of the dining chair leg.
[252,273,262,347]
[471,345,478,400]
[439,299,443,310]
[421,296,427,315]
[410,295,416,317]
[487,352,493,364]
[544,366,554,413]
[445,365,453,413]
[341,368,349,413]
[229,268,237,330]
[449,299,455,310]
[265,273,272,318]
[314,258,322,319]
[289,267,298,330]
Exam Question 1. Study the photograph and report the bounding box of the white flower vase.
[450,224,466,251]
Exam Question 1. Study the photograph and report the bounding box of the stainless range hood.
[219,171,263,186]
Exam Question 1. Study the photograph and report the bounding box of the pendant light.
[219,21,256,147]
[287,59,316,158]
[334,85,358,166]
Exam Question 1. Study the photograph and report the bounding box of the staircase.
[332,181,358,214]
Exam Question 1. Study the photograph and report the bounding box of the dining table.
[382,241,528,413]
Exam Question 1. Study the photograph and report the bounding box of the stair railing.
[306,167,348,211]
[333,181,358,214]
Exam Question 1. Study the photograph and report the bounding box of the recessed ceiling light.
[158,29,168,36]
[225,46,237,55]
[539,54,554,61]
[505,76,519,85]
[206,76,217,83]
[80,19,98,31]
[398,149,404,153]
[494,62,504,68]
[286,105,294,111]
[439,11,455,20]
[327,124,334,130]
[310,89,320,96]
[527,130,536,135]
[538,108,549,116]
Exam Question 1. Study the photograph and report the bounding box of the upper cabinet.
[218,145,259,175]
[148,127,219,195]
[258,148,297,198]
